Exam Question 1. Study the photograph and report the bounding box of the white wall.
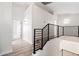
[12,3,33,44]
[32,4,54,29]
[32,4,48,55]
[12,3,27,21]
[47,14,57,25]
[57,14,79,26]
[32,5,46,29]
[23,5,32,44]
[0,3,12,55]
[12,3,28,41]
[13,20,21,40]
[32,4,55,56]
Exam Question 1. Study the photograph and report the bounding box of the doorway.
[9,19,32,56]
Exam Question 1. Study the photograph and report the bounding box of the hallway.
[3,40,32,56]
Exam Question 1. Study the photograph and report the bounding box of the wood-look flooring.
[63,49,79,56]
[3,40,32,56]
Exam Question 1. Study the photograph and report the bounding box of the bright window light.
[63,19,70,24]
[24,19,28,22]
[54,20,57,25]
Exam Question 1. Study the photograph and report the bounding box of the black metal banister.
[48,24,49,41]
[62,27,64,36]
[33,29,42,54]
[78,26,79,37]
[33,29,36,54]
[42,24,49,48]
[41,29,43,50]
[57,25,59,37]
[42,24,49,29]
[33,23,79,54]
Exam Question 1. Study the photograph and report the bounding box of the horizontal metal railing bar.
[35,31,42,32]
[35,32,42,34]
[49,23,54,25]
[43,39,48,48]
[35,35,42,36]
[35,29,41,32]
[49,24,79,27]
[35,38,42,39]
[35,48,42,51]
[35,47,41,49]
[59,26,64,27]
[42,24,49,29]
[34,30,42,32]
[35,33,42,34]
[49,23,59,26]
[35,45,41,47]
[35,36,42,38]
[35,43,41,45]
[34,28,42,30]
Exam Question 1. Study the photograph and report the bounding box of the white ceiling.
[12,2,53,21]
[35,2,54,14]
[12,2,32,7]
[12,2,79,21]
[12,2,32,21]
[46,2,79,14]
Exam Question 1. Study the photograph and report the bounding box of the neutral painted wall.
[0,3,12,55]
[32,5,46,29]
[12,4,33,44]
[13,20,21,40]
[12,4,27,21]
[57,14,79,26]
[32,4,54,29]
[46,13,79,56]
[23,5,32,44]
[32,4,55,56]
[32,4,48,55]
